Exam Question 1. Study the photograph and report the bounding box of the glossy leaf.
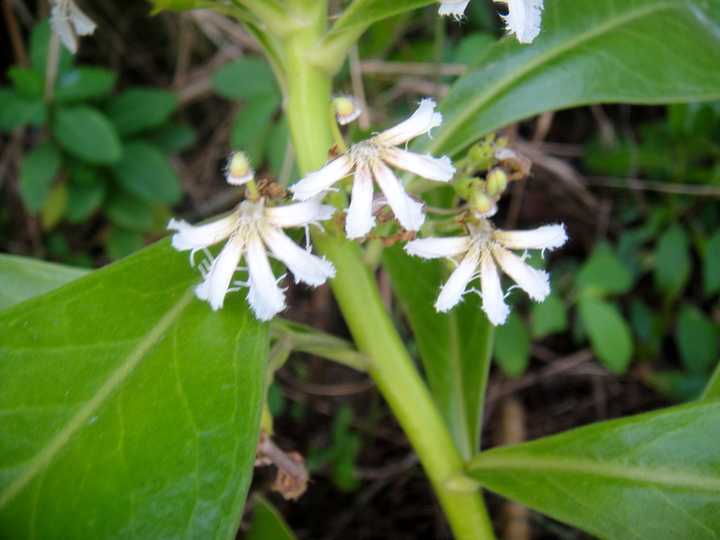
[579,297,633,374]
[494,313,530,378]
[111,142,181,204]
[676,305,719,375]
[655,225,690,299]
[324,0,435,43]
[704,231,720,297]
[53,106,122,164]
[0,241,269,539]
[468,400,720,540]
[245,496,296,540]
[0,90,44,132]
[19,141,62,212]
[106,88,178,136]
[212,58,277,101]
[576,243,633,297]
[0,254,87,311]
[383,246,493,458]
[424,0,720,157]
[530,295,567,339]
[55,68,117,102]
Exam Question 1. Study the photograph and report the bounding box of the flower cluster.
[169,98,567,326]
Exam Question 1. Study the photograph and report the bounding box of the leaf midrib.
[430,0,678,155]
[470,455,720,491]
[0,288,195,508]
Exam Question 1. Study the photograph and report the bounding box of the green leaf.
[212,58,277,100]
[324,0,436,47]
[0,90,44,131]
[245,496,296,540]
[66,177,106,223]
[576,243,633,296]
[704,231,720,297]
[425,0,720,157]
[144,122,197,153]
[8,67,44,99]
[30,20,73,76]
[654,225,691,299]
[468,400,720,540]
[230,94,280,164]
[106,88,178,136]
[53,106,122,164]
[19,141,62,212]
[0,254,87,311]
[105,190,155,233]
[41,182,69,231]
[55,68,117,102]
[676,305,719,375]
[106,227,146,260]
[383,246,493,459]
[530,295,567,339]
[494,313,530,378]
[0,240,268,538]
[111,142,181,204]
[579,297,633,374]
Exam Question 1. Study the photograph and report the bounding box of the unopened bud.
[226,152,254,186]
[333,95,362,126]
[470,190,495,215]
[453,177,477,200]
[486,168,509,197]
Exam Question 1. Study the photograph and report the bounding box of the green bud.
[453,177,478,200]
[469,190,494,214]
[486,168,509,197]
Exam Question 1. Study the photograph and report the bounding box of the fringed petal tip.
[438,0,471,20]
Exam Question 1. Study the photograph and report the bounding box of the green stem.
[280,7,495,539]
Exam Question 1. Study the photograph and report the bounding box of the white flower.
[290,99,455,239]
[168,198,336,321]
[405,221,567,325]
[438,0,471,20]
[50,0,96,54]
[496,0,544,44]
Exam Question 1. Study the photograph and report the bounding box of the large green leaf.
[383,246,493,459]
[426,0,720,157]
[468,400,720,540]
[0,254,87,311]
[0,241,268,539]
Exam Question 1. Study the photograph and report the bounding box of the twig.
[586,176,720,197]
[360,60,467,77]
[349,45,370,129]
[3,0,28,66]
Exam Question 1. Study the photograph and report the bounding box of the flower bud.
[226,152,254,186]
[486,168,509,197]
[333,96,362,126]
[469,190,495,215]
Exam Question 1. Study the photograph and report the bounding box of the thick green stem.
[280,8,495,539]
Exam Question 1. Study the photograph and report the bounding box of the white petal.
[435,249,480,312]
[480,249,510,325]
[438,0,471,19]
[373,99,442,147]
[261,226,335,286]
[195,236,244,311]
[167,213,237,251]
[405,236,471,259]
[492,244,550,301]
[50,4,78,53]
[246,233,286,321]
[289,155,354,201]
[345,162,376,239]
[494,224,568,251]
[502,0,543,44]
[69,1,96,36]
[265,199,335,228]
[371,160,425,232]
[382,147,455,182]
